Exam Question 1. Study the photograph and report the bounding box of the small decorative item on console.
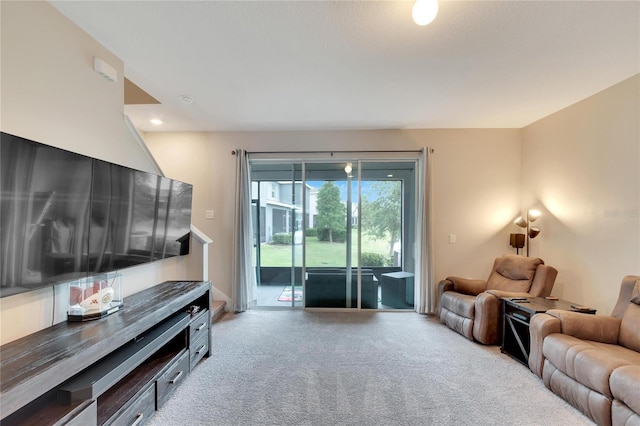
[67,272,123,321]
[187,304,202,317]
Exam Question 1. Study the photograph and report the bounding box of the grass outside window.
[259,230,394,267]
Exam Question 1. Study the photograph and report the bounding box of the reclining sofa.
[529,275,640,426]
[438,254,557,344]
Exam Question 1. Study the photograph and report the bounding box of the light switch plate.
[205,209,215,220]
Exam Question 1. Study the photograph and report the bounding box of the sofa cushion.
[543,360,612,426]
[618,285,640,352]
[542,334,640,397]
[610,365,640,415]
[440,291,475,319]
[439,307,474,341]
[612,400,640,426]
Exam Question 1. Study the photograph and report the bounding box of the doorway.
[251,157,418,310]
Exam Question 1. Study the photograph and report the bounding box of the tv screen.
[0,132,193,298]
[1,134,92,296]
[161,178,193,258]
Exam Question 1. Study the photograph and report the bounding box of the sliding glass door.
[251,156,418,310]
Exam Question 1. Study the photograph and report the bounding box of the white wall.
[522,74,640,315]
[144,129,523,304]
[0,1,195,345]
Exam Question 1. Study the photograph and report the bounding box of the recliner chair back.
[485,255,544,293]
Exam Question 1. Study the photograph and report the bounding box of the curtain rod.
[232,148,432,155]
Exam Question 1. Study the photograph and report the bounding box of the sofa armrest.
[528,313,561,377]
[545,309,622,343]
[436,279,454,317]
[445,276,487,296]
[437,279,454,296]
[473,291,502,344]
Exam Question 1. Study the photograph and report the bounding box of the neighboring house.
[254,180,360,244]
[254,181,318,243]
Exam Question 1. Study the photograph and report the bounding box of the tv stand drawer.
[156,349,189,409]
[104,384,154,426]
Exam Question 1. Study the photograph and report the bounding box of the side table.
[501,297,596,365]
[380,272,414,308]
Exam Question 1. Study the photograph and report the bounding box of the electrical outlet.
[205,209,215,220]
[449,234,456,243]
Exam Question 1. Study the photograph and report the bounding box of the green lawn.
[258,231,392,267]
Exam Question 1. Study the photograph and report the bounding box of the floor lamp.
[514,209,541,257]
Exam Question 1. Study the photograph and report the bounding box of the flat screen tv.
[0,132,193,298]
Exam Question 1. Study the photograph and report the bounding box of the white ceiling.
[50,0,639,133]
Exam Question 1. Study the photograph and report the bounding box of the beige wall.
[2,0,636,345]
[522,74,640,314]
[144,129,523,304]
[0,1,194,345]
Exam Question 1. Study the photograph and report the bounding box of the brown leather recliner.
[438,254,558,344]
[529,275,640,426]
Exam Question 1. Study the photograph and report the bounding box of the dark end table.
[380,272,414,308]
[501,297,596,365]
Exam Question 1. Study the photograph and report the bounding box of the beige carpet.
[148,310,592,426]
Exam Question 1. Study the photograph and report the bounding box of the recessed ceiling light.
[150,118,163,125]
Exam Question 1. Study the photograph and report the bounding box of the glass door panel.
[304,161,358,308]
[360,161,416,310]
[251,163,303,307]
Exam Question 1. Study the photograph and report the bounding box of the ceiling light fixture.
[412,0,439,26]
[150,118,163,125]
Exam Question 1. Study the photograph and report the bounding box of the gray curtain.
[231,149,256,312]
[415,147,435,314]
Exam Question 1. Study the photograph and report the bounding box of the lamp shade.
[514,216,527,228]
[510,233,525,249]
[529,226,541,239]
[528,209,541,222]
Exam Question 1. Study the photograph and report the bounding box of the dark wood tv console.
[0,280,211,425]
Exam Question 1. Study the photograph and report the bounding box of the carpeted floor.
[147,310,592,426]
